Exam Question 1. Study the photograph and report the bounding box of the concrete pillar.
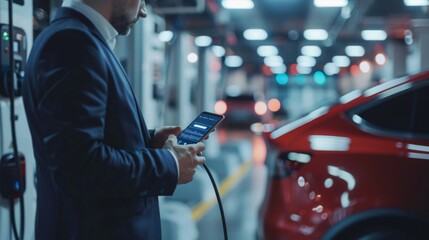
[164,32,198,127]
[381,40,407,80]
[407,20,429,74]
[195,48,220,113]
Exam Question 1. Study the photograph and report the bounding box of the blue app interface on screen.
[177,113,223,144]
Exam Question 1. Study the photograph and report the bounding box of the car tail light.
[273,152,311,178]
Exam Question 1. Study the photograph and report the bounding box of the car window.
[412,85,429,134]
[356,83,429,137]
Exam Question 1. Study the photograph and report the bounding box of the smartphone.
[177,111,225,145]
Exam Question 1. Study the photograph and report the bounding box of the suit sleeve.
[35,29,178,198]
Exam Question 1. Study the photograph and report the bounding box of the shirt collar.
[62,0,118,50]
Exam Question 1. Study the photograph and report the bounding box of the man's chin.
[118,28,132,36]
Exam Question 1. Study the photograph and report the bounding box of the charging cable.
[202,163,228,240]
[5,0,25,239]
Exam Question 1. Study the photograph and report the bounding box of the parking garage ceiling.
[150,0,429,75]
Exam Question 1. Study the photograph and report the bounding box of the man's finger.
[195,156,206,165]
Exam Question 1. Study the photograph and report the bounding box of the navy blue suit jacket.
[23,7,177,240]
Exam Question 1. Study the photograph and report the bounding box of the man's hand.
[150,126,182,148]
[164,135,206,184]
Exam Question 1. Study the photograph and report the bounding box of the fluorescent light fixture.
[301,45,322,57]
[243,29,268,40]
[297,65,312,74]
[304,29,329,40]
[361,30,387,41]
[222,0,254,9]
[324,62,339,76]
[297,55,316,67]
[159,30,174,42]
[264,55,284,67]
[195,36,212,47]
[404,0,429,6]
[314,0,348,7]
[211,45,226,57]
[271,64,287,74]
[332,55,350,67]
[345,45,365,57]
[225,55,243,67]
[257,45,278,57]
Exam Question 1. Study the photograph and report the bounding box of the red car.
[260,72,429,240]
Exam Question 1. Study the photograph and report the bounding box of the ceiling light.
[332,55,350,67]
[187,53,198,63]
[275,74,288,85]
[345,45,365,57]
[301,45,322,57]
[404,0,429,6]
[264,55,284,67]
[271,64,287,74]
[375,53,387,65]
[361,30,387,41]
[225,55,243,67]
[243,29,268,40]
[257,45,279,57]
[324,62,339,75]
[297,65,312,74]
[211,45,226,57]
[297,55,316,67]
[304,29,329,41]
[359,61,371,73]
[195,36,212,47]
[159,30,174,42]
[313,71,327,85]
[222,0,254,9]
[314,0,348,7]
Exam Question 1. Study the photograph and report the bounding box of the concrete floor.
[196,162,268,240]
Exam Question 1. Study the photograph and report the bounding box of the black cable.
[7,0,25,239]
[202,163,228,240]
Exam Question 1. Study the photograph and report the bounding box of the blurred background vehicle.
[215,94,271,130]
[259,71,429,240]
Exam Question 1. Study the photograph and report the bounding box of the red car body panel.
[261,72,429,239]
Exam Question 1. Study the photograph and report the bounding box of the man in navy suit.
[22,0,206,239]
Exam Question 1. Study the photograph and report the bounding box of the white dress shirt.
[62,0,118,50]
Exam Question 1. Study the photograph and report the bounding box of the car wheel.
[329,219,428,240]
[322,209,429,240]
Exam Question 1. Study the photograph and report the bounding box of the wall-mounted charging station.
[0,0,35,239]
[0,25,27,98]
[0,152,26,199]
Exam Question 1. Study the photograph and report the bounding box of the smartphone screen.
[177,112,225,145]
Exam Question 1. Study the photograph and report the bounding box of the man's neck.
[81,0,112,22]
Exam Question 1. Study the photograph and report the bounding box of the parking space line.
[192,160,252,221]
